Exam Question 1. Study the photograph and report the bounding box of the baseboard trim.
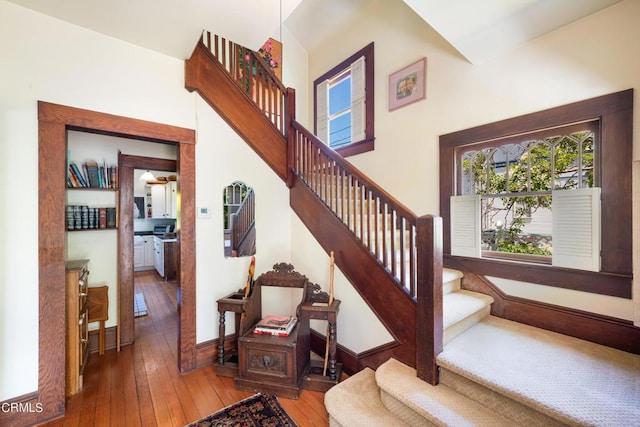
[461,272,640,354]
[0,391,44,426]
[88,325,118,354]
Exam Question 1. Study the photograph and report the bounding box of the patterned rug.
[186,393,298,427]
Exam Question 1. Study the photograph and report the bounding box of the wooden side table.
[300,299,342,391]
[215,289,261,377]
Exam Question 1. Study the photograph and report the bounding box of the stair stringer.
[291,178,418,370]
[185,40,288,181]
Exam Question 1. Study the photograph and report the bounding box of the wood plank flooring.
[40,270,330,426]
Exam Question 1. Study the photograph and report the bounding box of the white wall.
[194,94,292,343]
[295,0,639,340]
[0,0,294,401]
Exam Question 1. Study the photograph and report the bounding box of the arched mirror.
[223,181,256,257]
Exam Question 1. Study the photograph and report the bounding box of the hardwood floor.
[40,270,330,426]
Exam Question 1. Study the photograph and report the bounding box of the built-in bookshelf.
[67,160,118,231]
[68,161,118,189]
[66,197,117,231]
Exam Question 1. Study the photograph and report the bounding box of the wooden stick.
[328,251,335,305]
[323,251,335,377]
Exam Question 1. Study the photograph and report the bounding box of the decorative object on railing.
[259,38,282,80]
[201,31,288,134]
[290,121,420,298]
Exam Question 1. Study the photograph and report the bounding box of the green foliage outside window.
[462,130,594,256]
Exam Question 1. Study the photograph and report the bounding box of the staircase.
[183,32,640,424]
[325,271,640,426]
[185,31,443,378]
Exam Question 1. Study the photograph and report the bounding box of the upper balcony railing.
[201,31,288,135]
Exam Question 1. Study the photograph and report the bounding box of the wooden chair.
[216,262,341,399]
[87,285,109,355]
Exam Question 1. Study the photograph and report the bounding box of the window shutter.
[552,188,600,271]
[316,80,329,143]
[350,56,365,142]
[450,195,481,257]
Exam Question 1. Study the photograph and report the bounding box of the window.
[454,123,599,269]
[314,42,374,157]
[440,90,633,298]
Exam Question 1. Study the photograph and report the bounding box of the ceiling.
[6,0,621,63]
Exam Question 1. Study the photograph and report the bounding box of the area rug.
[186,393,298,427]
[134,292,148,317]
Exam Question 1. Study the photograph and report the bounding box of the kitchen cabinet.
[134,235,156,271]
[153,236,177,280]
[143,237,155,266]
[150,181,177,219]
[153,236,164,277]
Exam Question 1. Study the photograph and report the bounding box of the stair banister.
[416,215,443,384]
[201,31,289,136]
[188,31,444,382]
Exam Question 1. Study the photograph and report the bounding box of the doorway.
[37,101,196,423]
[118,155,178,348]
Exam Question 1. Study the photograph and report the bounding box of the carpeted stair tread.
[324,367,409,426]
[437,315,640,426]
[376,358,514,426]
[442,268,463,294]
[443,290,493,344]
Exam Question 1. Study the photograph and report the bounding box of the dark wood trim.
[313,42,375,157]
[334,138,375,157]
[0,392,41,426]
[87,325,118,355]
[37,101,196,423]
[460,273,640,355]
[118,155,177,348]
[445,255,631,299]
[440,89,634,297]
[415,215,443,385]
[310,329,359,375]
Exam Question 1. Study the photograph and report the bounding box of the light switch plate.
[197,206,211,219]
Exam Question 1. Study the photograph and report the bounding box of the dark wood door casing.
[37,101,195,424]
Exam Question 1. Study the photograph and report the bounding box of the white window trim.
[315,56,365,148]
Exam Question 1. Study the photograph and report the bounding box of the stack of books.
[67,161,118,189]
[253,315,297,337]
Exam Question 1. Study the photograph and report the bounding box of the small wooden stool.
[87,286,109,355]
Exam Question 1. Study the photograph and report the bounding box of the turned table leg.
[328,320,337,380]
[218,311,226,365]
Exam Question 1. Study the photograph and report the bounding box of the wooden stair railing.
[185,32,443,384]
[185,32,290,181]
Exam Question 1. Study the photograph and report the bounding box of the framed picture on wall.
[388,57,427,111]
[134,196,144,219]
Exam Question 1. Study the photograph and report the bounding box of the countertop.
[153,234,177,243]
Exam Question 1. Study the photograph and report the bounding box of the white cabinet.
[150,182,177,219]
[134,235,156,271]
[143,237,155,266]
[134,242,144,269]
[154,236,164,277]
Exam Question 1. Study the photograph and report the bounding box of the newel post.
[285,87,296,188]
[415,214,443,385]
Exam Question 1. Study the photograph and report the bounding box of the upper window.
[314,42,374,157]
